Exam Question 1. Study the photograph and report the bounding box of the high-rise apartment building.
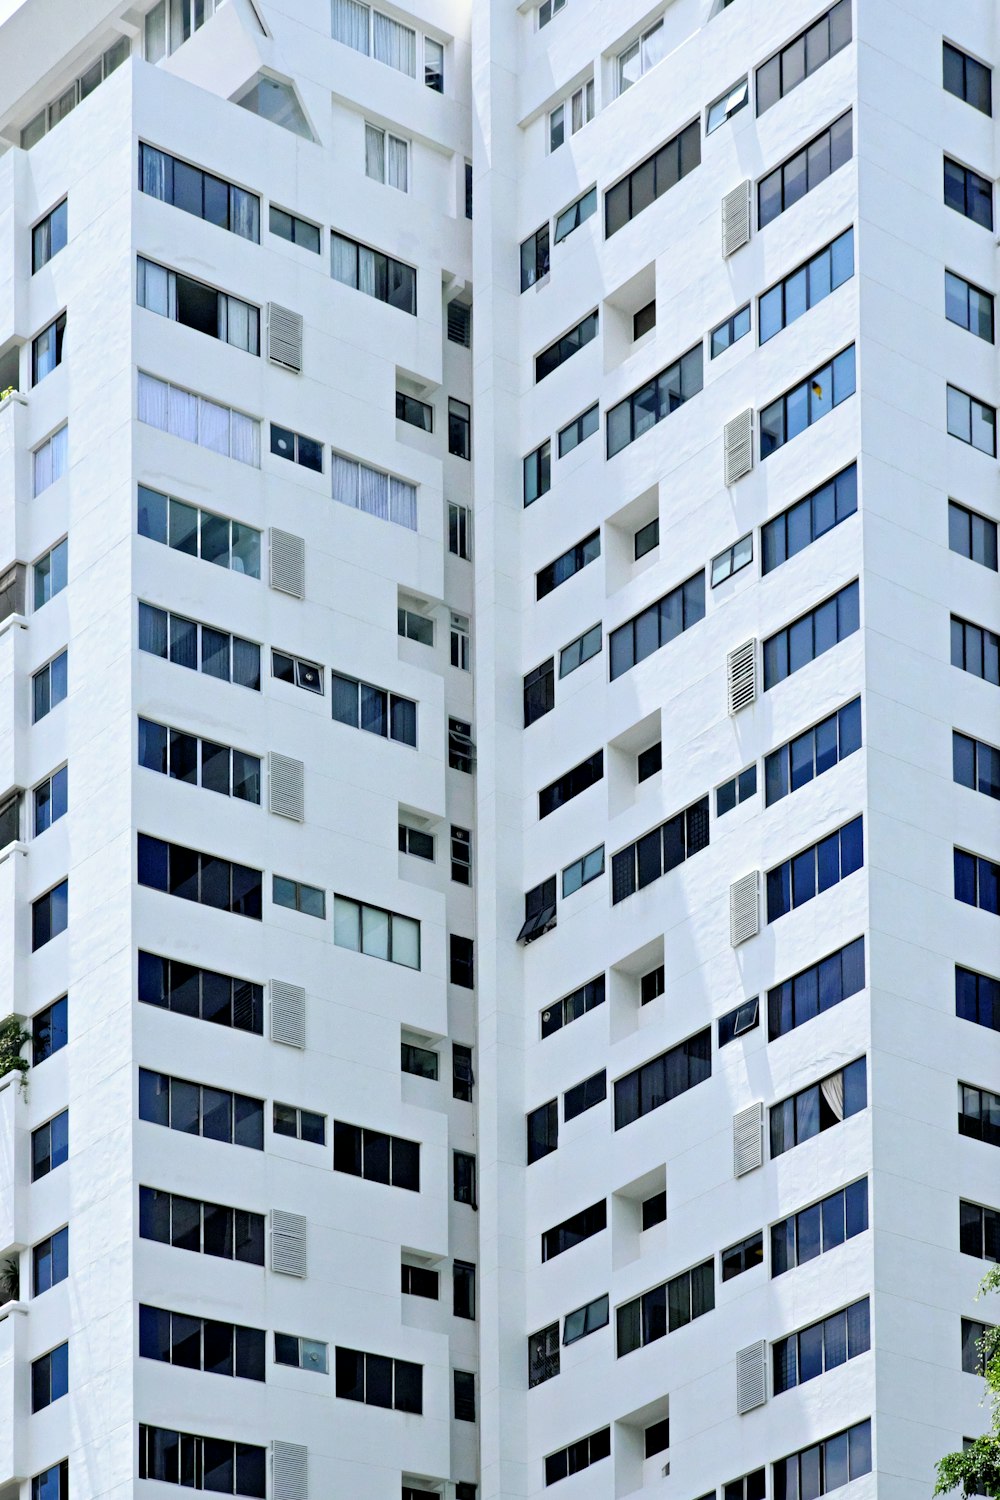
[0,0,997,1497]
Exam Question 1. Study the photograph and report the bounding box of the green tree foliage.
[936,1266,1000,1498]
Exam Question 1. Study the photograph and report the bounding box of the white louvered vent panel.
[270,980,306,1048]
[730,870,760,946]
[722,180,751,255]
[272,1441,308,1500]
[268,303,303,372]
[727,639,757,714]
[269,528,306,599]
[733,1101,763,1177]
[736,1340,767,1414]
[271,1210,307,1277]
[724,409,754,484]
[269,752,305,822]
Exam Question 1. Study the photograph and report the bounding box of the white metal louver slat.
[721,180,751,255]
[269,528,306,598]
[272,1440,308,1500]
[269,752,305,822]
[724,409,754,484]
[730,870,760,945]
[733,1101,763,1177]
[270,980,306,1048]
[736,1339,767,1413]
[727,639,757,714]
[268,303,303,372]
[271,1210,307,1277]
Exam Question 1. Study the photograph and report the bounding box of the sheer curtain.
[358,462,388,519]
[144,1,167,63]
[820,1072,845,1121]
[230,186,260,243]
[331,234,358,289]
[387,135,408,192]
[138,603,168,657]
[331,0,370,53]
[168,383,197,442]
[358,246,377,298]
[137,258,175,319]
[373,12,415,76]
[389,477,416,530]
[365,124,385,183]
[197,396,229,456]
[137,373,169,431]
[231,411,260,467]
[140,144,169,200]
[331,454,359,509]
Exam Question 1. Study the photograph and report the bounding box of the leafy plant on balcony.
[935,1266,1000,1497]
[0,1016,30,1089]
[0,1255,18,1305]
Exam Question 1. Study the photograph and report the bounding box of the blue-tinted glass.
[771,1218,794,1276]
[788,615,813,675]
[955,849,977,904]
[770,1098,794,1156]
[980,858,999,914]
[831,228,854,287]
[849,1420,872,1479]
[795,1085,819,1142]
[789,731,814,790]
[818,953,842,1011]
[816,832,840,892]
[759,397,784,456]
[49,1342,68,1400]
[814,716,838,776]
[811,481,836,536]
[954,732,976,788]
[812,596,838,656]
[765,748,787,805]
[835,463,858,519]
[838,697,862,757]
[784,267,808,324]
[840,817,864,876]
[786,495,813,558]
[793,966,819,1025]
[49,1109,68,1169]
[762,516,785,573]
[843,1058,867,1116]
[785,381,809,441]
[979,742,1000,798]
[808,248,832,305]
[833,346,856,403]
[50,651,67,705]
[138,718,167,774]
[797,1202,821,1264]
[798,1321,823,1382]
[955,965,979,1021]
[773,1336,796,1393]
[763,631,787,689]
[824,1432,849,1493]
[767,863,791,920]
[738,764,756,801]
[137,833,169,890]
[845,1177,868,1238]
[758,286,783,344]
[822,1190,846,1249]
[793,847,816,907]
[838,580,860,637]
[842,937,865,997]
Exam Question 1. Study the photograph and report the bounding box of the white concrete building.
[0,1,997,1498]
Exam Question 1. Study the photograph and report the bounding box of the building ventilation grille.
[722,180,751,255]
[736,1339,767,1413]
[733,1101,763,1177]
[269,752,305,822]
[270,980,306,1048]
[730,870,760,945]
[268,303,303,372]
[272,1440,308,1500]
[447,301,471,346]
[271,1210,307,1277]
[269,527,306,598]
[727,639,757,714]
[724,409,754,484]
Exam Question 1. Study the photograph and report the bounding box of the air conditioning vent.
[447,300,471,346]
[736,1339,767,1413]
[733,1101,763,1177]
[730,870,760,945]
[270,980,306,1048]
[269,752,305,822]
[268,303,303,372]
[270,1210,307,1277]
[269,528,306,598]
[727,639,757,714]
[272,1440,308,1500]
[722,180,751,255]
[724,409,753,484]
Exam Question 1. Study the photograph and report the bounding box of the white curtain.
[373,11,415,75]
[332,453,359,508]
[166,383,196,442]
[389,477,417,531]
[331,234,357,289]
[140,144,169,199]
[331,0,369,53]
[50,425,69,483]
[641,21,667,75]
[198,396,229,455]
[358,246,376,298]
[138,373,169,431]
[821,1072,845,1121]
[358,462,388,519]
[137,258,175,318]
[387,135,408,192]
[365,124,385,182]
[231,411,260,467]
[230,186,259,243]
[222,295,255,353]
[144,2,167,63]
[33,442,52,496]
